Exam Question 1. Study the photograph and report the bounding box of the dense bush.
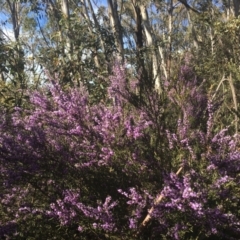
[0,64,240,239]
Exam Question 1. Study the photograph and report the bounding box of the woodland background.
[0,0,240,239]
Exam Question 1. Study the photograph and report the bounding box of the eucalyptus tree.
[1,0,240,103]
[30,0,117,101]
[0,0,34,108]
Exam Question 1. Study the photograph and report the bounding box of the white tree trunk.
[59,0,71,58]
[107,0,124,62]
[140,4,162,93]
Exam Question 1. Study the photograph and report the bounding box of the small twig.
[140,166,183,227]
[212,74,226,100]
[228,73,238,134]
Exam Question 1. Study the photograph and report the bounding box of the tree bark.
[140,4,162,93]
[132,3,147,87]
[107,0,124,62]
[6,0,20,41]
[233,0,240,17]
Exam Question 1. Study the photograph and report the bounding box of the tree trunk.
[233,0,240,17]
[6,0,20,41]
[132,3,147,87]
[107,0,124,62]
[59,0,72,58]
[140,4,162,93]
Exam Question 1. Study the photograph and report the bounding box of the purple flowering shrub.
[151,151,240,239]
[0,63,240,239]
[0,65,157,238]
[144,63,240,239]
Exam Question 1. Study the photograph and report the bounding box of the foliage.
[0,37,30,110]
